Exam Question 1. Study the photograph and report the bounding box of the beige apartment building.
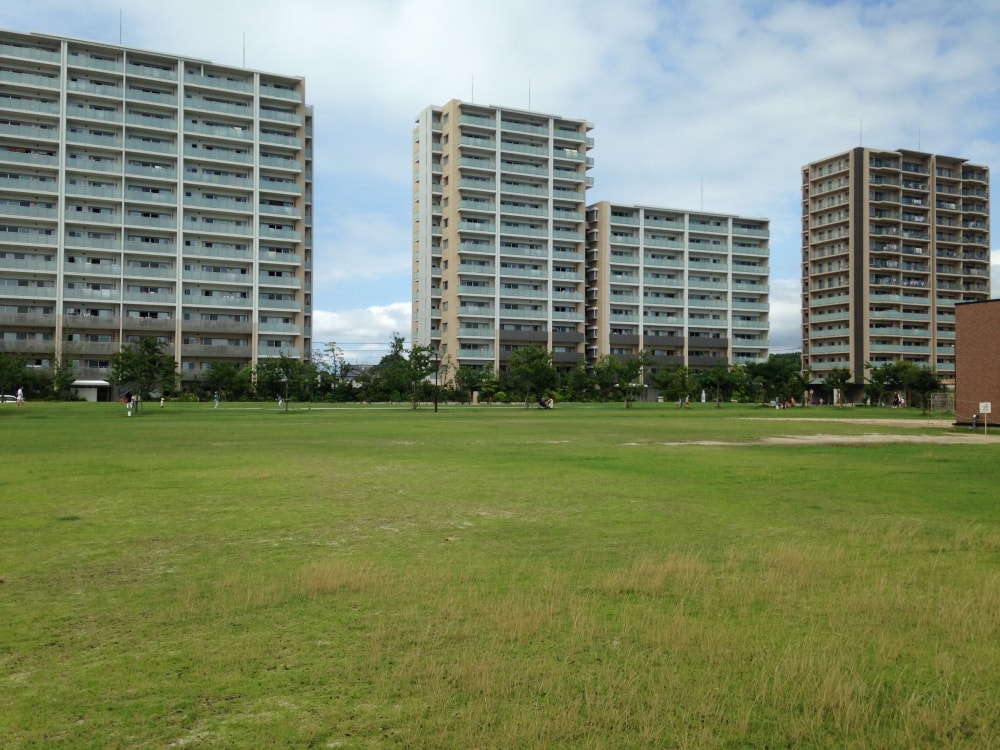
[0,29,312,393]
[412,100,592,371]
[801,147,989,386]
[586,202,770,369]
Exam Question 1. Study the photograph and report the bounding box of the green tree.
[651,364,690,404]
[370,333,410,402]
[49,354,77,401]
[109,338,178,411]
[405,344,437,409]
[618,351,652,408]
[745,353,802,404]
[905,366,942,414]
[506,346,557,407]
[694,364,738,407]
[591,355,621,399]
[563,361,596,402]
[823,367,852,407]
[0,353,31,402]
[453,363,492,404]
[256,354,317,408]
[313,342,354,401]
[204,361,252,402]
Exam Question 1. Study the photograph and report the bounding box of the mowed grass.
[2,402,999,749]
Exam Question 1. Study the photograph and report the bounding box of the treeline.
[0,339,943,412]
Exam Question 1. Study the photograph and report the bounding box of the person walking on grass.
[16,386,24,408]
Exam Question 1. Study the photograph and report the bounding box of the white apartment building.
[0,29,312,391]
[586,202,770,369]
[412,100,592,371]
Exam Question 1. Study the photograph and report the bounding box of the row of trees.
[0,339,944,413]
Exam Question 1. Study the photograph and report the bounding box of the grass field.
[2,401,999,748]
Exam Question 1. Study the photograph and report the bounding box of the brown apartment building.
[801,148,989,390]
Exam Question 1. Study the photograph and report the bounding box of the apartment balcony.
[184,294,251,309]
[184,145,251,164]
[259,156,302,171]
[731,300,768,311]
[124,164,177,181]
[497,329,547,345]
[0,148,59,169]
[259,179,301,195]
[122,291,176,304]
[456,348,495,361]
[118,315,175,332]
[260,84,303,103]
[258,298,301,311]
[259,226,302,242]
[260,132,302,148]
[258,275,302,289]
[185,174,253,193]
[0,69,60,88]
[183,72,252,94]
[258,202,302,219]
[457,305,495,318]
[184,96,252,117]
[259,108,302,126]
[124,240,177,255]
[257,346,301,358]
[125,60,177,79]
[260,250,302,264]
[182,121,253,141]
[457,326,496,338]
[0,40,61,63]
[182,270,249,284]
[124,88,178,107]
[732,263,768,275]
[181,318,251,333]
[500,120,549,137]
[182,195,251,213]
[0,339,55,354]
[500,183,547,198]
[182,343,253,358]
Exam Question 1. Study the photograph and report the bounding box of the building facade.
[586,201,769,370]
[801,147,989,385]
[412,100,592,372]
[954,300,1000,426]
[0,29,312,391]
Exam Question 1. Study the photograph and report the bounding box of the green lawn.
[2,402,999,748]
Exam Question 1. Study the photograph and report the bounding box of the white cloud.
[768,278,802,353]
[313,211,411,285]
[311,302,411,363]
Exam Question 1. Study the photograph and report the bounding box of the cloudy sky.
[5,0,999,362]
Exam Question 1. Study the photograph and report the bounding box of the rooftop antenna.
[918,128,921,151]
[242,32,246,68]
[859,118,863,147]
[528,79,531,110]
[700,178,704,210]
[119,9,122,45]
[471,75,474,103]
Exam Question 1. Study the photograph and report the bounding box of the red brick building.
[955,300,1000,425]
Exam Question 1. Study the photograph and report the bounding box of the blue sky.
[5,0,999,363]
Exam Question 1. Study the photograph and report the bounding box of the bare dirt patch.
[761,432,990,446]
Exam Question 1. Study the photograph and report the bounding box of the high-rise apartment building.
[586,202,770,369]
[801,148,989,385]
[0,29,312,392]
[412,100,592,371]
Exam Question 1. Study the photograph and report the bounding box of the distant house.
[955,300,1000,425]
